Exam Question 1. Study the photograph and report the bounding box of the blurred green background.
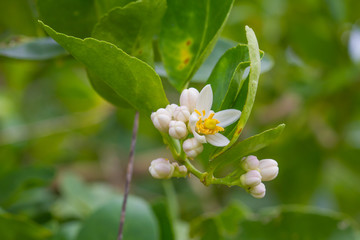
[0,0,360,239]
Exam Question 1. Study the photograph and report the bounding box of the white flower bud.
[172,162,188,177]
[183,138,203,158]
[149,158,174,179]
[169,120,188,139]
[173,106,190,122]
[151,108,172,132]
[241,155,259,171]
[258,159,278,181]
[249,182,266,199]
[180,87,199,112]
[240,170,262,187]
[165,104,178,117]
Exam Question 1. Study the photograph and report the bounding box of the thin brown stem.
[117,111,140,240]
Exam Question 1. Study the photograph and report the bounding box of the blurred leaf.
[37,0,97,38]
[94,0,136,17]
[190,202,251,240]
[239,206,360,239]
[0,167,54,207]
[92,0,166,64]
[52,173,119,220]
[40,22,169,115]
[159,0,234,91]
[152,200,175,240]
[210,124,285,171]
[0,212,52,240]
[76,197,159,240]
[50,221,81,240]
[229,26,261,144]
[0,37,67,60]
[0,0,37,36]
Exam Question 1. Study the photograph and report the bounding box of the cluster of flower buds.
[149,158,188,179]
[239,155,279,198]
[149,85,243,180]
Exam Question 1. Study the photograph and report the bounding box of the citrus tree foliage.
[0,0,360,239]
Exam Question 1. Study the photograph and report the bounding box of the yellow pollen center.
[194,110,224,135]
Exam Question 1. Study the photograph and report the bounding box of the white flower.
[180,87,199,112]
[151,108,172,132]
[258,159,278,181]
[241,155,260,171]
[165,104,178,117]
[189,84,241,147]
[149,158,174,179]
[183,138,204,158]
[169,120,188,139]
[173,106,190,122]
[240,170,262,187]
[249,182,266,199]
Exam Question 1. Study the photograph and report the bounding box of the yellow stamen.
[194,109,224,135]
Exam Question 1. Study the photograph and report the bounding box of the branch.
[117,111,140,240]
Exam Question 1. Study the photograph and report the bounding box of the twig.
[117,111,140,240]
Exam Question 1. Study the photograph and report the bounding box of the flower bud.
[241,155,259,171]
[149,158,174,179]
[173,106,190,122]
[165,104,178,117]
[249,182,266,199]
[151,108,172,132]
[172,162,188,177]
[180,87,199,112]
[240,170,262,187]
[258,159,278,181]
[169,120,188,139]
[183,138,203,158]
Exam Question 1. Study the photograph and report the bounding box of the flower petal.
[196,84,213,115]
[214,109,241,128]
[205,133,230,147]
[193,131,206,143]
[189,112,198,131]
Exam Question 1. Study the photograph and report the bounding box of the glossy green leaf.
[210,124,285,170]
[207,44,264,112]
[0,212,52,240]
[76,198,159,240]
[239,206,360,239]
[159,0,234,91]
[0,37,67,60]
[37,0,97,38]
[229,26,262,144]
[92,0,166,65]
[40,22,169,115]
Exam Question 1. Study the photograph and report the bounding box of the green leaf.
[0,212,52,240]
[94,0,136,17]
[152,200,175,240]
[0,37,67,60]
[0,167,54,206]
[229,26,262,144]
[210,124,285,170]
[37,0,98,38]
[92,0,166,65]
[76,197,159,240]
[207,44,264,112]
[40,21,169,115]
[159,0,234,91]
[239,206,360,239]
